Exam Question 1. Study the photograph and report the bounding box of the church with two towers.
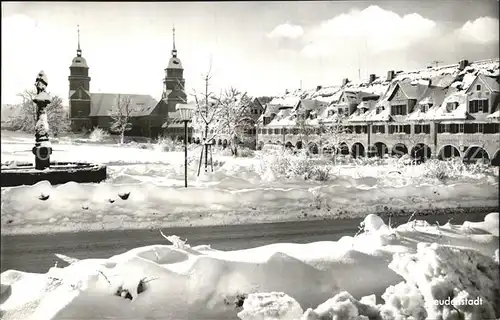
[68,26,187,139]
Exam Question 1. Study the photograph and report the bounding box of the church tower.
[161,26,187,117]
[68,25,92,132]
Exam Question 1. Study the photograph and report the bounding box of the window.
[484,123,499,134]
[414,124,421,134]
[463,123,484,133]
[292,128,299,135]
[449,124,459,134]
[468,99,489,113]
[420,104,431,113]
[262,129,267,134]
[459,124,464,133]
[274,128,279,135]
[476,84,481,91]
[338,108,343,115]
[372,125,385,134]
[258,129,262,134]
[389,124,410,134]
[327,110,335,117]
[446,102,458,112]
[422,124,430,134]
[362,126,368,133]
[391,104,407,115]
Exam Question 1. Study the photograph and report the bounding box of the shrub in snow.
[311,166,331,181]
[422,158,494,182]
[155,135,178,152]
[301,291,379,320]
[258,148,326,181]
[388,242,500,320]
[89,127,110,142]
[423,160,450,182]
[238,147,255,158]
[237,292,304,320]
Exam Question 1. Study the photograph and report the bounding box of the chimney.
[369,74,376,84]
[387,70,395,81]
[458,59,469,71]
[316,85,322,91]
[342,78,349,87]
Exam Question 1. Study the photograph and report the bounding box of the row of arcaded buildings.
[256,59,500,163]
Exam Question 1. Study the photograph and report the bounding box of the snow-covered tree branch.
[6,89,69,136]
[109,95,132,144]
[214,87,254,156]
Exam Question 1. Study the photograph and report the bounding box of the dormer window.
[327,110,335,117]
[446,102,458,113]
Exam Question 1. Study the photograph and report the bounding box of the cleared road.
[0,211,489,273]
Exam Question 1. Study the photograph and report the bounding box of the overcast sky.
[2,1,499,105]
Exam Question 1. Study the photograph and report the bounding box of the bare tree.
[109,95,132,144]
[318,113,350,164]
[6,89,69,136]
[190,62,225,171]
[215,87,254,156]
[295,111,317,153]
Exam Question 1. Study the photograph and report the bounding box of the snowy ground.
[1,212,498,320]
[1,130,498,235]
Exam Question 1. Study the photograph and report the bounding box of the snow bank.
[389,242,500,320]
[237,292,304,320]
[462,212,499,236]
[1,131,498,235]
[2,213,498,320]
[235,214,499,320]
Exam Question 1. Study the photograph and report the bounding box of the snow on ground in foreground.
[0,213,498,320]
[1,131,498,235]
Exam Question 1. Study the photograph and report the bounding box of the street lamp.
[176,103,195,188]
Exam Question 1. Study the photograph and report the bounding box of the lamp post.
[176,103,195,188]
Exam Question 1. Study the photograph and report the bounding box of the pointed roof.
[71,25,88,68]
[167,25,183,70]
[478,74,499,92]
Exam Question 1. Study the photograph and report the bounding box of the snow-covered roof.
[258,58,499,127]
[487,110,500,119]
[425,91,470,121]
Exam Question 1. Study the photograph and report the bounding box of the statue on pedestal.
[32,70,52,170]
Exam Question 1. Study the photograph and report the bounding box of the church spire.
[77,25,82,57]
[171,25,177,58]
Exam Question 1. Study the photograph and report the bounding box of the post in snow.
[32,70,53,170]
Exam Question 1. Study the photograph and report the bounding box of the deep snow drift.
[1,131,498,235]
[0,212,498,320]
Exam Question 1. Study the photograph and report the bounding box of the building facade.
[68,27,186,138]
[257,59,500,164]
